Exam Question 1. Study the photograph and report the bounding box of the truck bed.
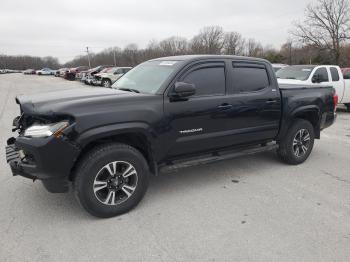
[279,83,332,90]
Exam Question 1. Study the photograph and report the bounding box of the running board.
[159,143,278,173]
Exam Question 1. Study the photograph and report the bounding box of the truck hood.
[16,88,144,116]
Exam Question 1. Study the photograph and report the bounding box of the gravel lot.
[1,73,350,262]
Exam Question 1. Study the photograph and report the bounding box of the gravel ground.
[0,73,350,262]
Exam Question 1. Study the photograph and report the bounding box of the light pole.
[86,47,91,68]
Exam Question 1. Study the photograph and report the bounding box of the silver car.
[94,67,132,88]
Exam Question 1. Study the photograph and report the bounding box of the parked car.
[84,65,113,85]
[36,68,55,75]
[23,69,36,75]
[5,55,337,218]
[0,69,19,73]
[93,67,132,88]
[55,68,67,77]
[64,66,89,81]
[272,63,288,72]
[76,70,87,80]
[78,69,89,82]
[277,65,350,111]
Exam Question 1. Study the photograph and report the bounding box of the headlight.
[24,121,69,138]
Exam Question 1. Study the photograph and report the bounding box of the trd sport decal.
[179,128,203,134]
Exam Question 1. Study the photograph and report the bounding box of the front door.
[163,61,232,157]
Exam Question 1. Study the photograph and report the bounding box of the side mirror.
[312,74,321,83]
[171,82,196,98]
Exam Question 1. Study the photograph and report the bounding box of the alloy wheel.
[292,129,311,157]
[103,81,111,88]
[93,161,138,205]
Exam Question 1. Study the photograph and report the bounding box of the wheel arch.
[69,123,157,181]
[278,106,321,140]
[101,77,111,82]
[292,106,321,139]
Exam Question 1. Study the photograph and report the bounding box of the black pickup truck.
[5,55,337,217]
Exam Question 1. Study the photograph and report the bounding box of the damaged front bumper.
[5,135,80,193]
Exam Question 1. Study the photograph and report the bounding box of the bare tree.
[159,36,188,56]
[292,0,350,64]
[246,38,264,57]
[190,26,224,54]
[222,32,245,55]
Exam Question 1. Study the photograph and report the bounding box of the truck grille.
[5,145,20,163]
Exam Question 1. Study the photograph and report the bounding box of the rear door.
[224,60,281,144]
[329,67,345,102]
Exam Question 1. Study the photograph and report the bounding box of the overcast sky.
[0,0,309,63]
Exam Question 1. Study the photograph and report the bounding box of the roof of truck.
[151,55,269,63]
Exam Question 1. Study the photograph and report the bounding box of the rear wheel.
[102,79,112,88]
[74,143,149,218]
[277,119,315,165]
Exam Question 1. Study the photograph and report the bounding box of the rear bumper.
[320,111,336,130]
[5,136,80,193]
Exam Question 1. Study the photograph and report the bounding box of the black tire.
[73,143,149,218]
[101,79,111,88]
[277,119,315,165]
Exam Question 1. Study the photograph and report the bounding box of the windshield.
[112,60,179,94]
[276,65,315,81]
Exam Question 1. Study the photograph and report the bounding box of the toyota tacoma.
[5,55,337,218]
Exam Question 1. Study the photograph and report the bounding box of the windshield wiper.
[118,88,140,93]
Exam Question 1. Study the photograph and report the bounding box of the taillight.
[333,93,338,111]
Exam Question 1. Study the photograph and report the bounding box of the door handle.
[217,103,233,110]
[265,99,278,104]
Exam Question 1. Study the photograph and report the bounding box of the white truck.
[277,65,350,112]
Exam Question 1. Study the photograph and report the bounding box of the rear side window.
[231,64,269,93]
[183,67,225,96]
[314,67,329,82]
[330,67,340,81]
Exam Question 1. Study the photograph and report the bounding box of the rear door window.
[330,67,340,82]
[230,63,270,93]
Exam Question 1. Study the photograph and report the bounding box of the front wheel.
[101,79,112,88]
[277,119,315,165]
[74,143,149,218]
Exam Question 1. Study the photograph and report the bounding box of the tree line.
[0,55,60,70]
[1,0,350,70]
